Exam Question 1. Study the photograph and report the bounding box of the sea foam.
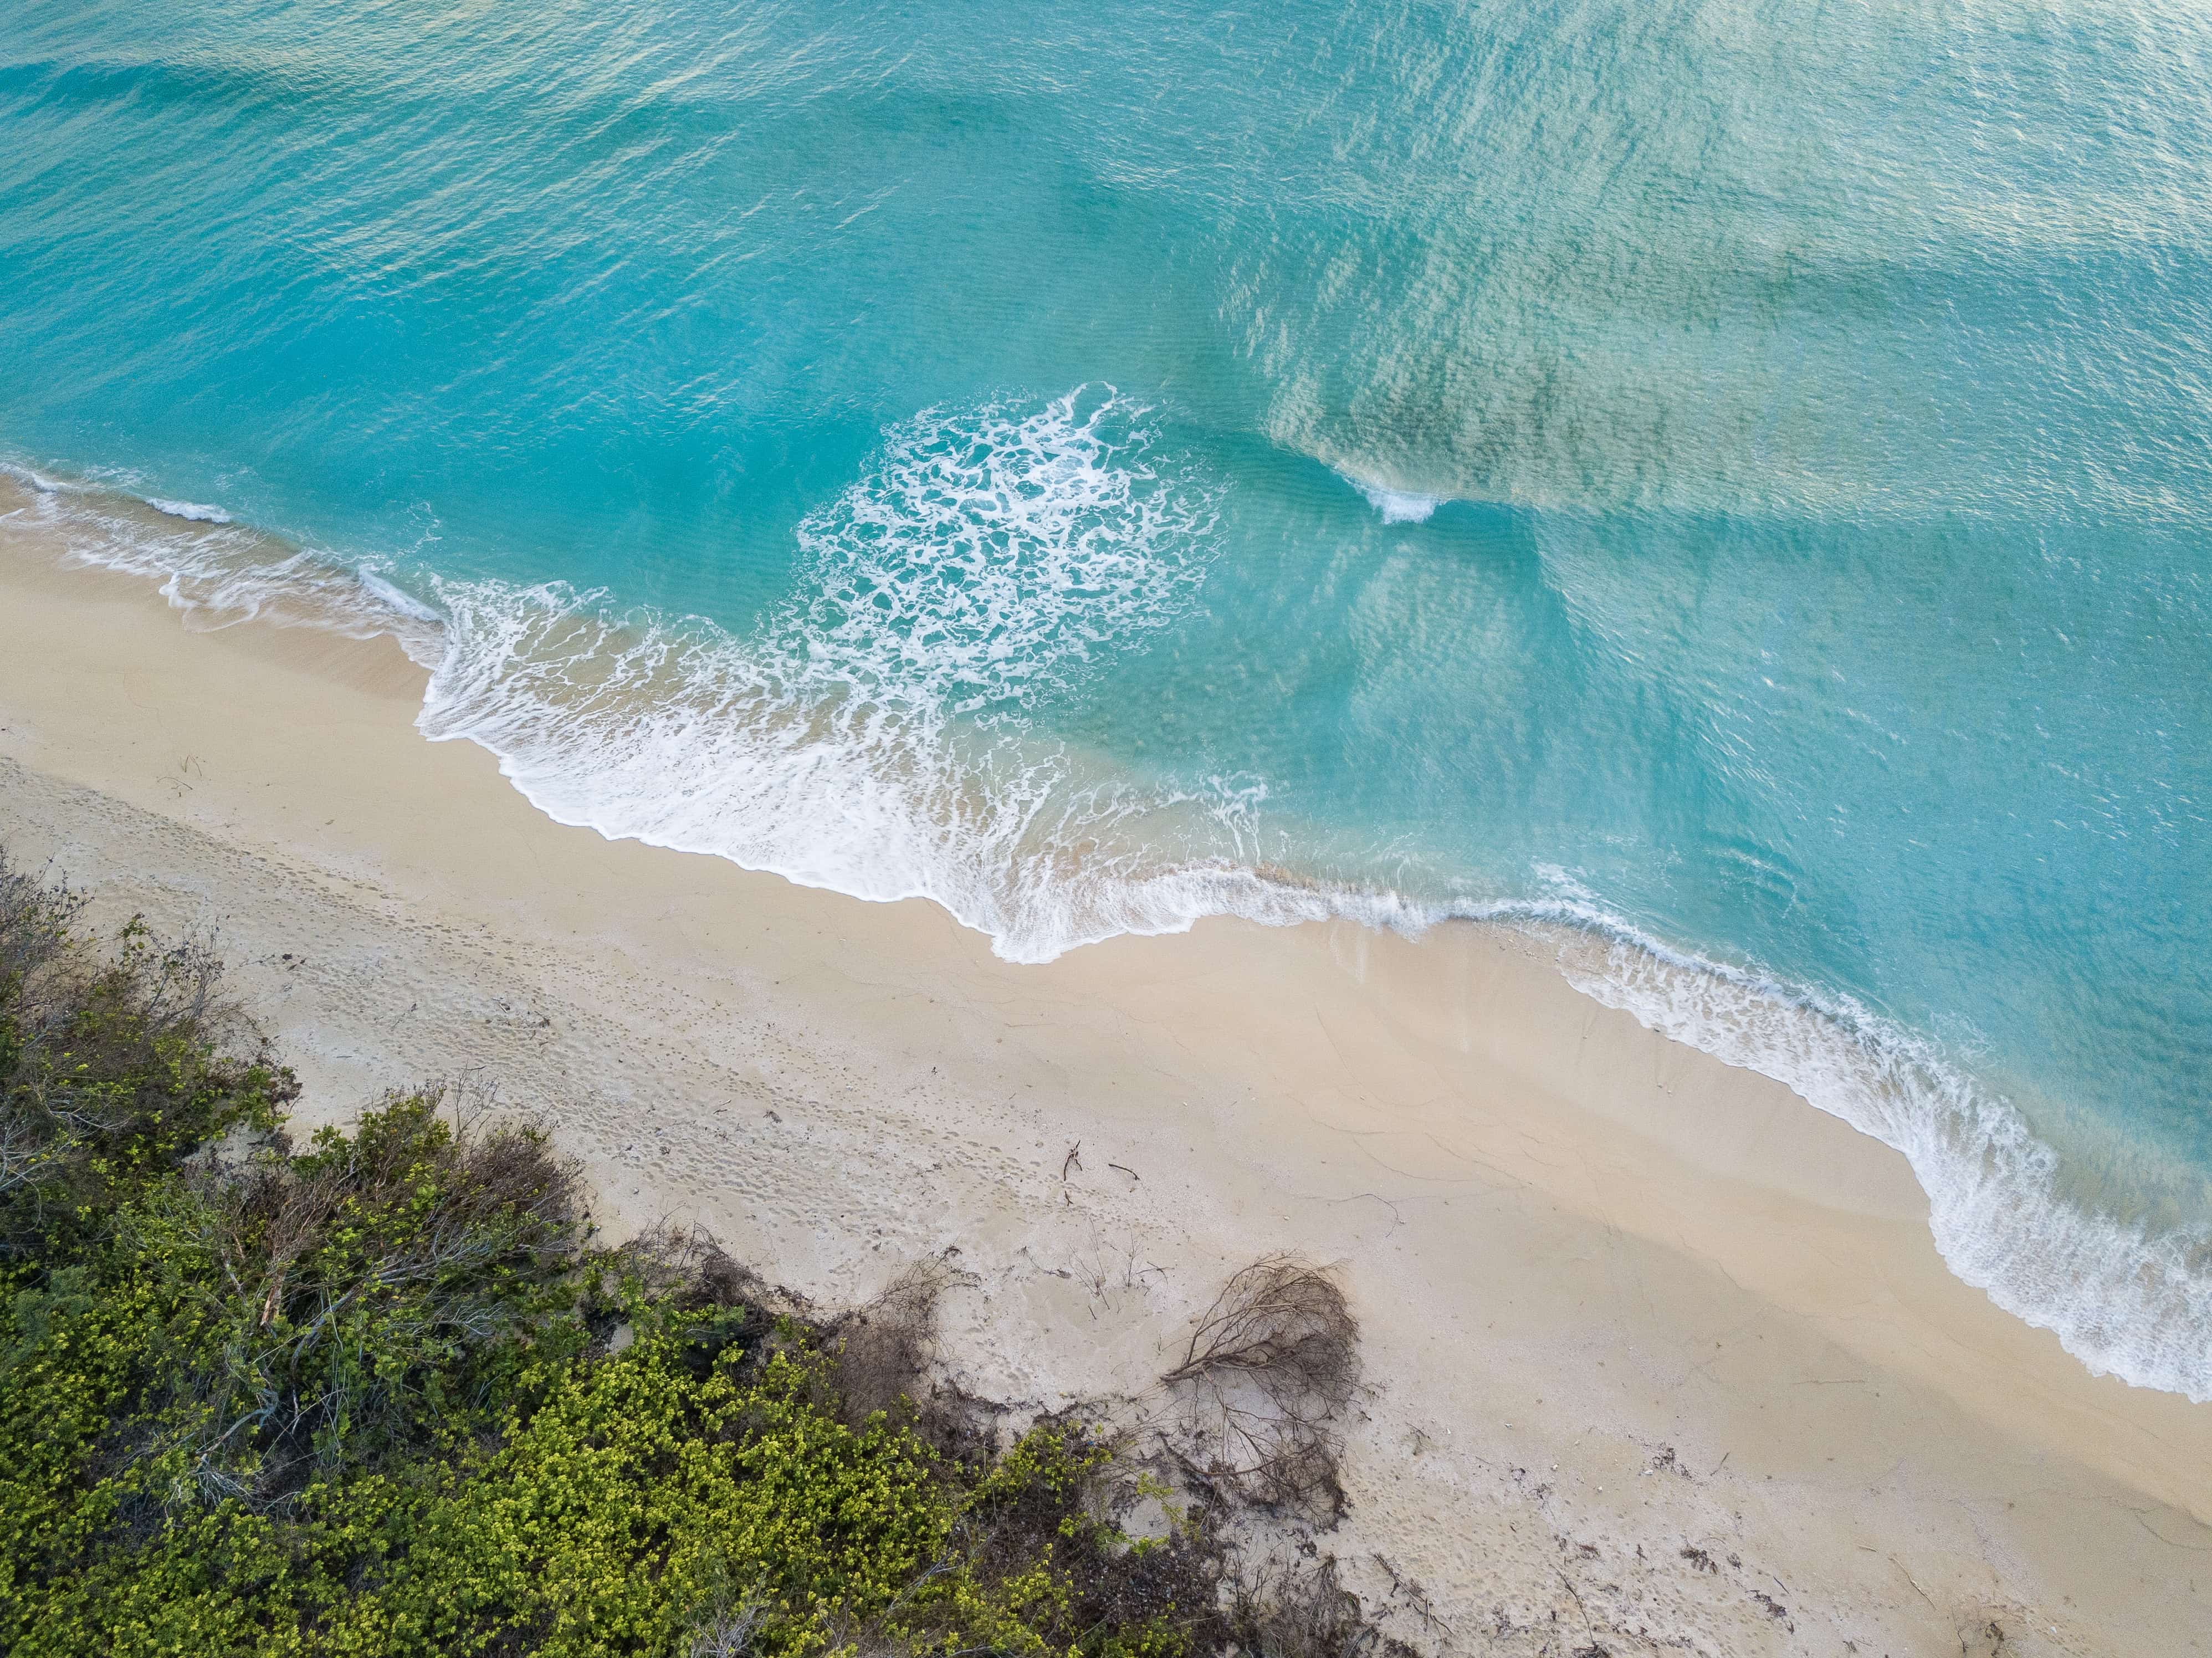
[413,387,1234,946]
[1534,895,2212,1403]
[2,462,444,663]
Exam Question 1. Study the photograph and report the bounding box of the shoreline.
[14,464,2208,1407]
[3,498,2208,1651]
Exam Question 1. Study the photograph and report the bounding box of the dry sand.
[3,478,2207,1656]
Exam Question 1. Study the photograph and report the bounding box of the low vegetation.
[0,853,1386,1658]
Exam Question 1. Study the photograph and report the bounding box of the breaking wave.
[1538,902,2212,1403]
[1336,468,1446,524]
[147,498,233,525]
[411,388,1257,949]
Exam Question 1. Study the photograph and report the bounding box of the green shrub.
[0,858,1243,1658]
[2,854,295,1262]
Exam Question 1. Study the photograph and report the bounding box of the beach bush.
[0,856,1270,1658]
[1,858,295,1260]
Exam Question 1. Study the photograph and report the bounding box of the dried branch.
[1161,1254,1360,1517]
[830,1255,976,1429]
[1229,1557,1390,1658]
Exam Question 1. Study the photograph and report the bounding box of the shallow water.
[2,0,2207,1395]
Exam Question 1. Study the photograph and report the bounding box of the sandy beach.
[2,479,2206,1656]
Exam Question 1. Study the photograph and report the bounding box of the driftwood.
[1161,1253,1360,1517]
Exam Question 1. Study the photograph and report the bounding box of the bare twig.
[1160,1255,1360,1517]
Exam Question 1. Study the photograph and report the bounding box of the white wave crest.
[147,497,233,524]
[1333,466,1446,523]
[1537,901,2212,1403]
[1252,875,2212,1402]
[2,464,442,662]
[414,388,1237,954]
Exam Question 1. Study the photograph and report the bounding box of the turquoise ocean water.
[3,1,2208,1394]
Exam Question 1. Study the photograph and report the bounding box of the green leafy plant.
[0,852,1384,1658]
